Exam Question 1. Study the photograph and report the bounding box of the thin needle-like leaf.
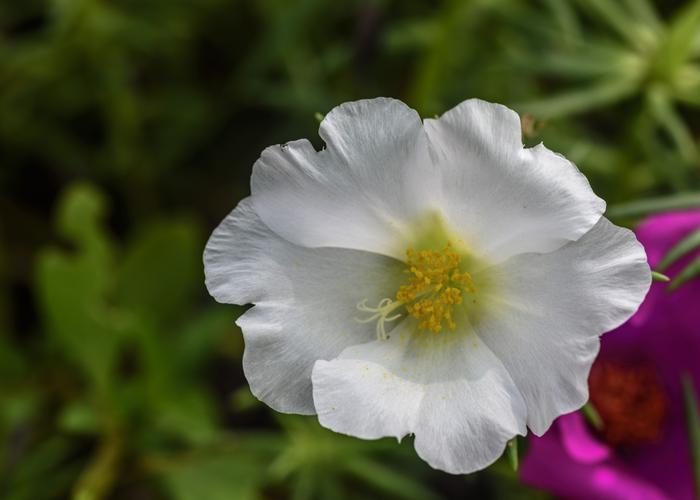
[656,0,700,77]
[674,66,700,106]
[607,193,700,218]
[670,254,700,291]
[574,0,646,49]
[651,271,671,283]
[517,43,641,80]
[517,78,638,119]
[582,402,603,430]
[543,0,582,43]
[646,87,698,163]
[344,459,439,500]
[621,0,661,30]
[658,228,700,271]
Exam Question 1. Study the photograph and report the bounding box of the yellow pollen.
[395,243,475,333]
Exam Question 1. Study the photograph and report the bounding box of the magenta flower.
[520,210,700,500]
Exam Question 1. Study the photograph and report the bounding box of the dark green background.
[1,0,699,498]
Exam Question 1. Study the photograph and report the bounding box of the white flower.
[204,98,650,474]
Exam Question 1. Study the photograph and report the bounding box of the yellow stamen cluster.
[396,244,475,333]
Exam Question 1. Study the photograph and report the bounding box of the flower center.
[589,361,667,447]
[396,244,475,333]
[356,242,475,340]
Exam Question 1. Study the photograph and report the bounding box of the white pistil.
[355,298,403,340]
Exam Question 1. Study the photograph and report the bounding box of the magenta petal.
[587,465,669,500]
[559,413,611,463]
[521,420,671,500]
[635,211,700,268]
[632,210,700,326]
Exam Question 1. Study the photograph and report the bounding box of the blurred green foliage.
[0,0,698,498]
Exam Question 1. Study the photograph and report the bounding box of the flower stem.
[72,425,123,500]
[682,374,700,500]
[506,438,518,471]
[582,401,603,430]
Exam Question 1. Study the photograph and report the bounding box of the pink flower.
[520,210,700,500]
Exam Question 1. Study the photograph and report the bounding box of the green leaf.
[607,193,700,218]
[55,183,110,247]
[682,374,700,499]
[651,271,671,283]
[230,385,261,413]
[516,78,638,119]
[344,458,439,500]
[574,0,655,50]
[543,0,581,43]
[621,0,661,29]
[646,86,697,163]
[4,435,82,500]
[270,416,429,499]
[655,0,700,79]
[117,219,201,325]
[159,452,264,500]
[35,183,120,391]
[290,469,315,500]
[151,389,219,446]
[670,254,700,291]
[658,228,700,271]
[58,399,99,435]
[174,306,243,371]
[119,314,219,446]
[521,44,640,80]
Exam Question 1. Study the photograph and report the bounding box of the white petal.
[204,198,403,414]
[312,323,527,474]
[424,99,606,261]
[473,217,650,435]
[250,98,437,259]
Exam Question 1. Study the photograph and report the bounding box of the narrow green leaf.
[607,193,700,218]
[543,0,581,43]
[656,0,700,76]
[291,470,316,500]
[658,228,700,271]
[582,402,603,430]
[621,0,661,29]
[519,42,641,80]
[646,86,697,163]
[516,78,637,119]
[345,459,439,500]
[574,0,648,49]
[675,80,700,108]
[651,271,671,283]
[506,438,518,471]
[682,374,700,499]
[670,254,700,291]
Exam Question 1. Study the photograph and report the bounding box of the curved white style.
[204,98,650,474]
